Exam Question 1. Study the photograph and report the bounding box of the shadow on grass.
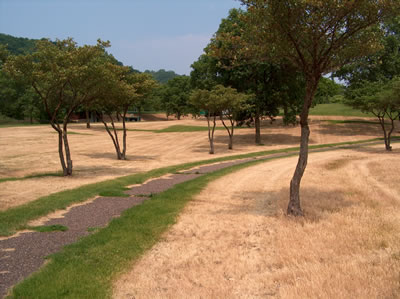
[220,187,356,223]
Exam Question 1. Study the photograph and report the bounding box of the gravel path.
[0,157,260,298]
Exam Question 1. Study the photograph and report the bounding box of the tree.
[94,69,156,160]
[346,78,400,151]
[159,76,192,120]
[4,38,111,175]
[314,77,343,104]
[205,8,304,143]
[242,0,399,215]
[190,85,249,153]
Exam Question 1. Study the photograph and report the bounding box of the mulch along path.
[0,158,256,298]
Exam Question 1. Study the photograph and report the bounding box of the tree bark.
[378,115,392,151]
[255,112,261,144]
[220,115,234,150]
[287,77,319,216]
[62,120,73,175]
[97,112,123,160]
[121,111,127,160]
[85,110,91,129]
[207,113,216,154]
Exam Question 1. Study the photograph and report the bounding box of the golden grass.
[0,116,386,211]
[113,146,400,298]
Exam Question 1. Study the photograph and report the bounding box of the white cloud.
[110,34,212,75]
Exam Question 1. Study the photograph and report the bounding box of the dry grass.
[0,116,386,211]
[113,146,400,299]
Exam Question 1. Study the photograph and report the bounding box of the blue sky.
[0,0,242,75]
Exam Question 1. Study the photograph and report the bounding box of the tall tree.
[242,0,399,215]
[205,8,304,143]
[4,38,111,175]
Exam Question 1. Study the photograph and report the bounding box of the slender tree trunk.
[207,113,216,154]
[55,126,68,176]
[378,115,391,151]
[110,115,122,159]
[97,112,122,160]
[177,112,181,120]
[62,120,73,175]
[287,77,319,216]
[255,111,261,145]
[85,110,91,129]
[121,111,127,160]
[220,115,234,150]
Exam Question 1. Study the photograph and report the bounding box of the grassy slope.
[309,103,372,117]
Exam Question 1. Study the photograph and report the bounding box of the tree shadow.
[314,122,381,137]
[81,152,157,161]
[216,187,356,223]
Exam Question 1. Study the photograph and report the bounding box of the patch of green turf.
[324,119,379,125]
[309,103,373,117]
[155,125,225,133]
[0,137,393,237]
[28,225,68,232]
[0,172,63,184]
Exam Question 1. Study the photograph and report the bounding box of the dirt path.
[0,116,385,210]
[113,145,400,298]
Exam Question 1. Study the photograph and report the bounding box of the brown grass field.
[113,145,400,298]
[0,115,389,211]
[1,114,400,297]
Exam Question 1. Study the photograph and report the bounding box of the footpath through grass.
[0,137,393,237]
[5,137,400,298]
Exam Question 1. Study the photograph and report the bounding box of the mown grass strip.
[309,103,373,117]
[8,156,273,299]
[324,119,380,125]
[0,137,394,236]
[28,224,68,232]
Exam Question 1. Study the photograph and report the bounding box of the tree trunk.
[121,111,127,160]
[55,127,68,176]
[220,115,234,150]
[97,112,123,160]
[378,115,392,151]
[177,112,181,120]
[207,114,216,154]
[86,110,91,129]
[62,120,73,175]
[255,112,261,144]
[287,77,319,216]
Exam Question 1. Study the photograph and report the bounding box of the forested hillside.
[144,69,180,83]
[0,33,38,55]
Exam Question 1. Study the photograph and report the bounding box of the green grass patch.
[309,103,373,117]
[0,137,391,237]
[28,224,68,233]
[324,119,380,125]
[0,172,63,184]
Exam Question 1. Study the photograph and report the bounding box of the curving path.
[0,141,396,298]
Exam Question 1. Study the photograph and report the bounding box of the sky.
[0,0,242,75]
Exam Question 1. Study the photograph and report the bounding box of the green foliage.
[158,75,193,119]
[315,77,344,104]
[336,17,400,86]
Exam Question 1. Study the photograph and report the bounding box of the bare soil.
[113,145,400,298]
[0,116,389,210]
